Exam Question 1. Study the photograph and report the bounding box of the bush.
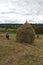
[37,34,39,38]
[16,22,35,44]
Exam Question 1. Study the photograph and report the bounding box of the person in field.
[6,32,9,40]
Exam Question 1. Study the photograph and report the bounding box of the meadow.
[0,33,43,65]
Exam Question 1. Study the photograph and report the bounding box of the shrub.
[37,34,39,38]
[16,22,35,44]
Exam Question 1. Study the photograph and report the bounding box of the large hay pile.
[16,22,35,44]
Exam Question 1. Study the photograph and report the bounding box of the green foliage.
[0,28,16,33]
[32,24,43,34]
[0,24,43,34]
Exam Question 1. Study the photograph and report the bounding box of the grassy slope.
[0,34,43,65]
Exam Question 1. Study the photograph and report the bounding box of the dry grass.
[16,22,35,43]
[0,34,43,65]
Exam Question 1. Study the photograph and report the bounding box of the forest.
[0,24,43,34]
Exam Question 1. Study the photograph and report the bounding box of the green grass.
[0,34,43,65]
[0,28,17,33]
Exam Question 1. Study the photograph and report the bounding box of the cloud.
[0,0,43,23]
[1,0,43,15]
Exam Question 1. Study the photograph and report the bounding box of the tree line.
[0,24,43,34]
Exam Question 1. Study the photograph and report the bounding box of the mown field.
[0,34,43,65]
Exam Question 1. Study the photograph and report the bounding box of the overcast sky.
[0,0,43,24]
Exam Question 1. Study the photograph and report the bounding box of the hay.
[16,22,35,44]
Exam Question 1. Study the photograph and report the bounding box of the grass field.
[0,34,43,65]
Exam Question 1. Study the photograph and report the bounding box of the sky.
[0,0,43,24]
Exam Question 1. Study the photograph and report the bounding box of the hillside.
[0,34,43,65]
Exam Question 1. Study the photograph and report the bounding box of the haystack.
[16,21,35,44]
